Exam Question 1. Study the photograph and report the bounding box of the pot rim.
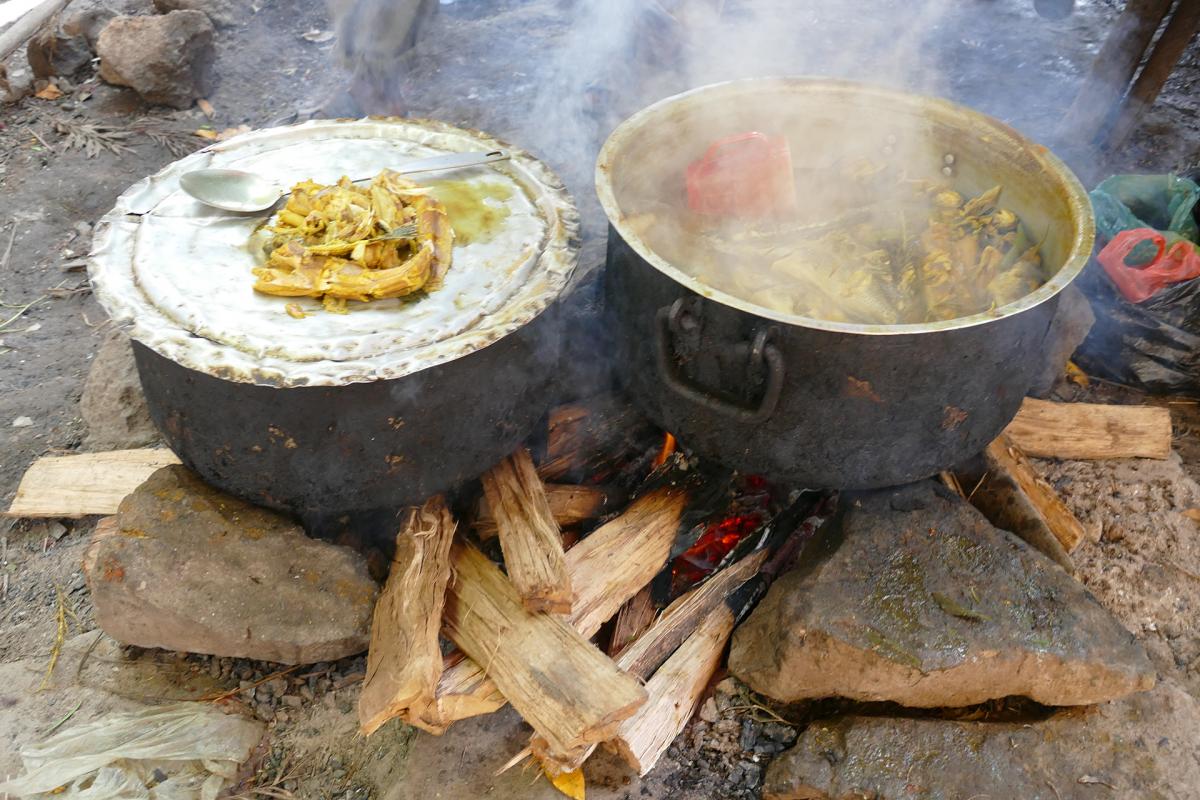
[595,77,1096,336]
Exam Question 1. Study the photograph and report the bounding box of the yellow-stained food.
[639,174,1046,326]
[252,170,454,313]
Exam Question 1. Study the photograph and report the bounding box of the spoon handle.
[353,150,510,182]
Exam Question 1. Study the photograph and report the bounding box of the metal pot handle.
[655,299,785,424]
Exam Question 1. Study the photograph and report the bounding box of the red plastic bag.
[1097,227,1200,303]
[685,131,798,219]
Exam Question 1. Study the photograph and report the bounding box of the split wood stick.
[983,434,1086,554]
[482,450,572,613]
[358,496,456,736]
[609,587,656,657]
[5,449,182,518]
[609,607,734,775]
[476,483,609,541]
[955,454,1074,573]
[441,539,647,756]
[1004,398,1172,461]
[532,548,769,774]
[406,486,688,733]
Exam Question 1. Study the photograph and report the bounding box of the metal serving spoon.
[179,149,511,213]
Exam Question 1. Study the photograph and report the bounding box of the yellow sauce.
[428,179,514,244]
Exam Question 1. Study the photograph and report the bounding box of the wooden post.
[1105,1,1200,151]
[1055,0,1174,146]
[481,450,572,614]
[358,496,456,736]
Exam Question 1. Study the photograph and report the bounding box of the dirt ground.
[5,0,1200,798]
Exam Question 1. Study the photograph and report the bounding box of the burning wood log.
[475,483,610,541]
[441,539,647,758]
[531,548,770,775]
[481,450,572,614]
[358,496,456,736]
[609,607,733,775]
[1004,398,1172,461]
[537,396,660,484]
[609,587,656,657]
[404,485,689,733]
[967,434,1086,557]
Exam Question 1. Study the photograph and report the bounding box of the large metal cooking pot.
[90,118,579,521]
[596,78,1094,489]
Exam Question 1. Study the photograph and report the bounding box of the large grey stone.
[96,10,214,108]
[763,682,1200,800]
[83,465,378,664]
[730,481,1154,707]
[80,330,159,450]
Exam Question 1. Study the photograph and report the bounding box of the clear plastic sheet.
[0,703,264,800]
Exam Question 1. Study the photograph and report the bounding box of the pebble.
[208,659,222,679]
[739,762,763,789]
[282,694,303,708]
[739,719,762,751]
[11,417,33,428]
[699,697,719,723]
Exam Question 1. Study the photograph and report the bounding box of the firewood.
[405,486,688,733]
[533,548,769,774]
[441,539,647,758]
[482,450,572,613]
[475,484,609,540]
[358,497,456,736]
[538,397,659,483]
[616,548,767,680]
[5,449,182,518]
[1004,398,1171,461]
[978,434,1086,555]
[609,587,656,657]
[955,454,1074,572]
[609,607,734,775]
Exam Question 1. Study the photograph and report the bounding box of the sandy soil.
[4,0,1200,798]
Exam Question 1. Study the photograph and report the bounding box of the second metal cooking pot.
[596,78,1094,489]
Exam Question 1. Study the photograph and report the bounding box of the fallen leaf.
[193,128,219,140]
[301,28,335,43]
[1182,508,1200,523]
[197,98,215,118]
[547,768,585,800]
[35,83,63,100]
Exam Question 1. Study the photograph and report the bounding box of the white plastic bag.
[0,703,265,799]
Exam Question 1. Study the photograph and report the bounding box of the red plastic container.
[685,132,798,219]
[1098,227,1200,303]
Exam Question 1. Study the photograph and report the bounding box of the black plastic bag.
[1074,257,1200,394]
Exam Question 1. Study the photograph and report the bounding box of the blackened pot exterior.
[132,303,562,520]
[605,233,1058,489]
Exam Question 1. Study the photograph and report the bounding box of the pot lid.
[90,118,579,387]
